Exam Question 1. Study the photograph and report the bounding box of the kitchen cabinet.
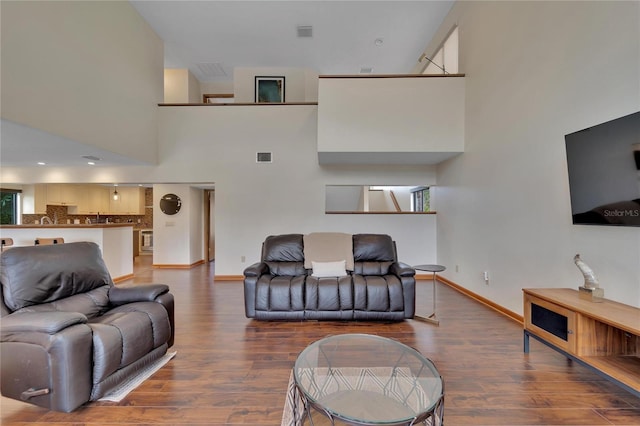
[46,184,79,206]
[34,184,47,214]
[109,187,145,215]
[29,184,145,215]
[70,186,110,215]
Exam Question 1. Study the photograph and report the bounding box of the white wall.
[8,105,435,272]
[433,1,640,313]
[154,105,437,274]
[1,1,163,164]
[164,69,201,103]
[317,76,465,163]
[188,71,202,104]
[200,81,235,96]
[153,184,203,266]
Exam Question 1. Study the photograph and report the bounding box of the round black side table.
[413,264,446,326]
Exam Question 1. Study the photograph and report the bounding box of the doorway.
[204,189,215,262]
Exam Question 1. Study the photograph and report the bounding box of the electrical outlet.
[483,271,489,284]
[241,255,246,263]
[455,265,459,273]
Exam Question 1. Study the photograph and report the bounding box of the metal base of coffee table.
[292,334,444,426]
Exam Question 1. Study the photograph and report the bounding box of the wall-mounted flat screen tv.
[565,111,640,227]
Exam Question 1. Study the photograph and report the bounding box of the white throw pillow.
[311,260,347,278]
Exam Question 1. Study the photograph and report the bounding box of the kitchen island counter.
[0,224,134,281]
[2,223,134,229]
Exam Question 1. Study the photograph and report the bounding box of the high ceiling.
[1,1,454,168]
[130,0,454,82]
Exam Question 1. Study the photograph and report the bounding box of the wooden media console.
[523,288,640,397]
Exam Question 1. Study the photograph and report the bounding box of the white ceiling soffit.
[130,1,455,82]
[0,119,151,167]
[318,151,462,165]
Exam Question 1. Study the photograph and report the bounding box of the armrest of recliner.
[243,262,269,277]
[1,311,87,336]
[108,284,170,306]
[1,311,93,412]
[390,262,416,277]
[243,262,269,319]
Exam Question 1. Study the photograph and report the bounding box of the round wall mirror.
[160,193,182,215]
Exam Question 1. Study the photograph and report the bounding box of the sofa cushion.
[266,261,307,276]
[263,234,304,262]
[303,232,354,271]
[353,234,396,262]
[353,261,394,276]
[255,275,305,312]
[311,260,347,278]
[353,275,404,312]
[1,242,113,312]
[305,275,353,311]
[15,286,110,319]
[89,302,171,383]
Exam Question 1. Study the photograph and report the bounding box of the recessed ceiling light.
[37,162,46,165]
[374,38,384,46]
[87,161,95,165]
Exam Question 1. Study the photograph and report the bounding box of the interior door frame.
[204,189,215,262]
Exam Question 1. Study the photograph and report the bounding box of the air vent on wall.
[297,25,313,38]
[359,67,373,74]
[256,152,273,163]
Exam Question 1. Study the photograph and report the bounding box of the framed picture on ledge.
[255,76,285,103]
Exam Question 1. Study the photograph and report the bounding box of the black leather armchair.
[0,242,174,412]
[244,233,415,320]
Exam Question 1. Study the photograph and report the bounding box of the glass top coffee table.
[292,334,444,425]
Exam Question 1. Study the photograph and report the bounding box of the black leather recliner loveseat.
[243,233,416,321]
[0,242,174,412]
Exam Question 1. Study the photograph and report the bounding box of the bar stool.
[35,237,64,245]
[413,264,446,326]
[1,238,13,252]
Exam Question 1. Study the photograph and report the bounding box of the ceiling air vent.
[256,152,273,163]
[195,62,227,77]
[360,67,373,74]
[297,25,313,38]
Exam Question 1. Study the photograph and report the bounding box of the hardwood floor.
[2,256,639,425]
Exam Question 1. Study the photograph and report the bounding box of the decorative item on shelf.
[574,253,604,302]
[254,76,285,103]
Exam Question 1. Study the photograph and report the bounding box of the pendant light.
[113,185,119,201]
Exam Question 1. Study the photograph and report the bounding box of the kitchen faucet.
[40,216,53,225]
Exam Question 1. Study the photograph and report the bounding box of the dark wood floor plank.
[2,256,638,425]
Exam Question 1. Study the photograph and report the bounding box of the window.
[325,185,432,213]
[411,187,430,212]
[422,26,458,75]
[0,189,20,224]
